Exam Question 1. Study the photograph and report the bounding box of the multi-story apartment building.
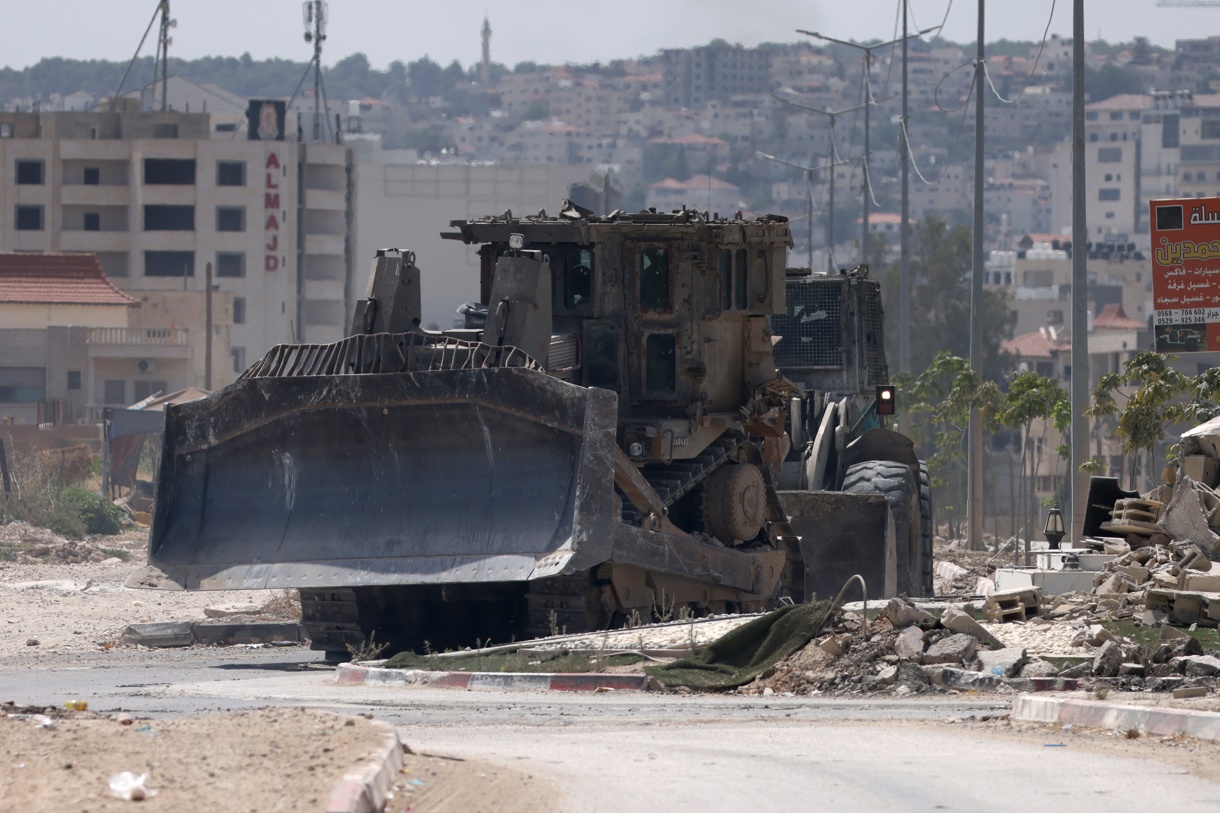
[661,43,775,110]
[0,105,353,398]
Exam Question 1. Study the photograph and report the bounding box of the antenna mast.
[155,1,175,111]
[303,0,328,142]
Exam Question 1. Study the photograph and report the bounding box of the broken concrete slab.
[1019,659,1060,679]
[894,626,925,662]
[881,598,936,629]
[1093,640,1123,677]
[978,647,1028,678]
[121,622,194,648]
[193,623,301,646]
[940,605,1004,649]
[923,633,977,666]
[985,586,1041,622]
[203,603,265,619]
[1174,655,1220,677]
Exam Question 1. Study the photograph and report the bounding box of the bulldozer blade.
[778,491,897,601]
[131,368,619,590]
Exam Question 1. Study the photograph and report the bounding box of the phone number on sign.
[1155,309,1216,326]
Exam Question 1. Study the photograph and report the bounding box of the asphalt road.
[3,646,1220,812]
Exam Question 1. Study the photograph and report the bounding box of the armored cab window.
[640,247,670,311]
[734,249,748,310]
[565,247,594,310]
[719,249,733,310]
[645,333,676,395]
[585,324,620,390]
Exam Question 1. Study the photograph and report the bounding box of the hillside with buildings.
[3,24,1220,531]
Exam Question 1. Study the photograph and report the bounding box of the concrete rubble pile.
[1081,415,1220,630]
[749,596,1074,697]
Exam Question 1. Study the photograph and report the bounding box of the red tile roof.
[1002,328,1071,359]
[1093,303,1144,331]
[0,253,137,306]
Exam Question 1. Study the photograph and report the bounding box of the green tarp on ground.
[644,600,836,690]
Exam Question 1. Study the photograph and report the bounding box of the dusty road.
[3,648,1220,812]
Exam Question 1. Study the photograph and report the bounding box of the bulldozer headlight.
[628,441,645,458]
[876,385,896,416]
[508,233,525,250]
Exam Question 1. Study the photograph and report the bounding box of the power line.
[982,0,1059,104]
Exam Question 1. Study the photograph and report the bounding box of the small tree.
[1086,352,1191,490]
[903,352,1002,542]
[999,370,1069,557]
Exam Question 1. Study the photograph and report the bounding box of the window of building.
[1109,132,1118,141]
[83,166,100,185]
[1089,133,1099,142]
[1110,112,1123,121]
[233,297,246,324]
[1098,188,1121,201]
[645,333,676,395]
[15,204,43,230]
[143,158,196,185]
[83,212,100,231]
[231,346,247,374]
[133,380,168,402]
[216,252,245,278]
[216,206,245,232]
[216,161,245,186]
[66,371,81,390]
[1203,120,1220,140]
[719,249,733,310]
[1098,147,1122,163]
[1047,309,1065,325]
[144,250,195,277]
[0,368,45,403]
[1163,114,1180,148]
[143,204,194,231]
[103,379,126,405]
[639,247,670,311]
[15,159,43,184]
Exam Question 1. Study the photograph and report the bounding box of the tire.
[842,460,923,596]
[919,461,934,597]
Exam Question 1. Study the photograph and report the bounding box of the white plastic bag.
[109,771,156,801]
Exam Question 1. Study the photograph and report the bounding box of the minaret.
[481,15,492,87]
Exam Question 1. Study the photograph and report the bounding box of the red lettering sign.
[264,151,281,272]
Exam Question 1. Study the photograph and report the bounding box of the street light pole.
[799,27,936,268]
[772,95,869,273]
[900,0,912,376]
[757,152,847,271]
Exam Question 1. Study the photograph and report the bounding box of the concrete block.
[1149,676,1185,692]
[894,626,925,662]
[940,605,1004,649]
[923,633,978,666]
[120,622,194,648]
[922,666,1008,691]
[192,623,301,646]
[978,647,1028,678]
[1093,640,1123,677]
[882,598,935,629]
[1182,454,1219,488]
[1119,663,1147,677]
[1182,572,1220,592]
[1173,686,1209,699]
[203,603,264,619]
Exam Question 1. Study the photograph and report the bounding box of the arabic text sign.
[1151,198,1220,353]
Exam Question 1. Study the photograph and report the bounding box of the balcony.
[87,327,193,360]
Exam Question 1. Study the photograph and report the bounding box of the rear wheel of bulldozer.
[842,460,924,597]
[919,461,934,596]
[703,462,767,545]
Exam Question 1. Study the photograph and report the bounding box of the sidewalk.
[336,661,657,692]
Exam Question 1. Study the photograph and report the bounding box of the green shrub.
[63,488,123,535]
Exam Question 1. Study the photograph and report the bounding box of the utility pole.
[800,27,934,267]
[900,0,912,375]
[1070,0,1089,542]
[204,261,213,390]
[303,1,328,143]
[967,1,986,551]
[772,95,869,272]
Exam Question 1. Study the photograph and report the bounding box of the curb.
[326,718,404,813]
[336,663,654,692]
[1012,694,1220,743]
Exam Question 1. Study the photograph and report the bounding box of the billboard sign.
[1151,197,1220,353]
[247,99,286,141]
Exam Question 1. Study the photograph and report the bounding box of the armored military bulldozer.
[128,200,932,659]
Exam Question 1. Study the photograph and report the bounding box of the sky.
[2,1,1216,72]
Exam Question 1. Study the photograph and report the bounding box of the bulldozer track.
[525,573,591,639]
[618,434,739,525]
